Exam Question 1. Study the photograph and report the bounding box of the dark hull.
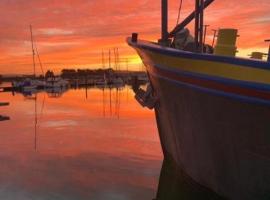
[150,73,270,199]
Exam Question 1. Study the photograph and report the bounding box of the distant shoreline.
[0,68,146,81]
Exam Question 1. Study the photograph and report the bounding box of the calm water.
[0,84,163,200]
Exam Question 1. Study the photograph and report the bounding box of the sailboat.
[128,0,270,199]
[12,25,45,91]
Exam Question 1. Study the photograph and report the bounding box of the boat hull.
[128,38,270,199]
[151,72,270,199]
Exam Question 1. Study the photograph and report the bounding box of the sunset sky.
[0,0,269,75]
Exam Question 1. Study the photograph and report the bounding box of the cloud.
[0,0,269,74]
[37,28,75,36]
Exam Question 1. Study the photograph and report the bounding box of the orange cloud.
[0,0,269,74]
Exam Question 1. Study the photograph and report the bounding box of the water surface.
[0,85,163,200]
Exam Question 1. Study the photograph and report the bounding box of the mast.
[102,50,105,69]
[116,48,119,71]
[169,0,215,38]
[195,0,204,52]
[109,49,111,69]
[30,25,36,77]
[161,0,169,43]
[194,0,200,51]
[199,0,205,52]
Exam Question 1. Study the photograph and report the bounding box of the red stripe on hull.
[149,65,270,101]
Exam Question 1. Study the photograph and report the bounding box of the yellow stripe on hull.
[140,49,270,85]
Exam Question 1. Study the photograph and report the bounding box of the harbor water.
[0,84,163,200]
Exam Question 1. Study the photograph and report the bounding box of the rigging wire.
[34,43,45,77]
[176,0,184,26]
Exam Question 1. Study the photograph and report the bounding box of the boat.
[12,25,45,91]
[95,75,107,86]
[112,76,124,86]
[136,72,149,83]
[128,0,270,199]
[45,76,69,89]
[12,78,44,91]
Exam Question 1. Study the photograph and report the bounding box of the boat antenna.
[176,0,183,26]
[30,25,36,77]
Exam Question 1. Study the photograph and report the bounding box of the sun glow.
[0,0,269,74]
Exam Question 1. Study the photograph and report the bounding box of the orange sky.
[0,0,270,75]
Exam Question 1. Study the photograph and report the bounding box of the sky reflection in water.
[0,86,162,200]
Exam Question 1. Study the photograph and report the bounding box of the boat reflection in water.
[154,158,225,200]
[0,84,162,200]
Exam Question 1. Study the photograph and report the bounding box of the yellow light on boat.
[214,29,238,57]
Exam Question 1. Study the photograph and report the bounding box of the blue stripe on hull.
[148,67,270,106]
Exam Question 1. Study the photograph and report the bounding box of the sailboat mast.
[30,25,36,77]
[161,0,168,43]
[109,49,111,69]
[102,50,105,69]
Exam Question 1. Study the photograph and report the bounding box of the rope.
[176,0,183,26]
[34,43,45,77]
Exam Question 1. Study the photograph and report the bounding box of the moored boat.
[45,77,69,89]
[112,76,124,86]
[13,25,45,91]
[12,78,45,91]
[128,0,270,199]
